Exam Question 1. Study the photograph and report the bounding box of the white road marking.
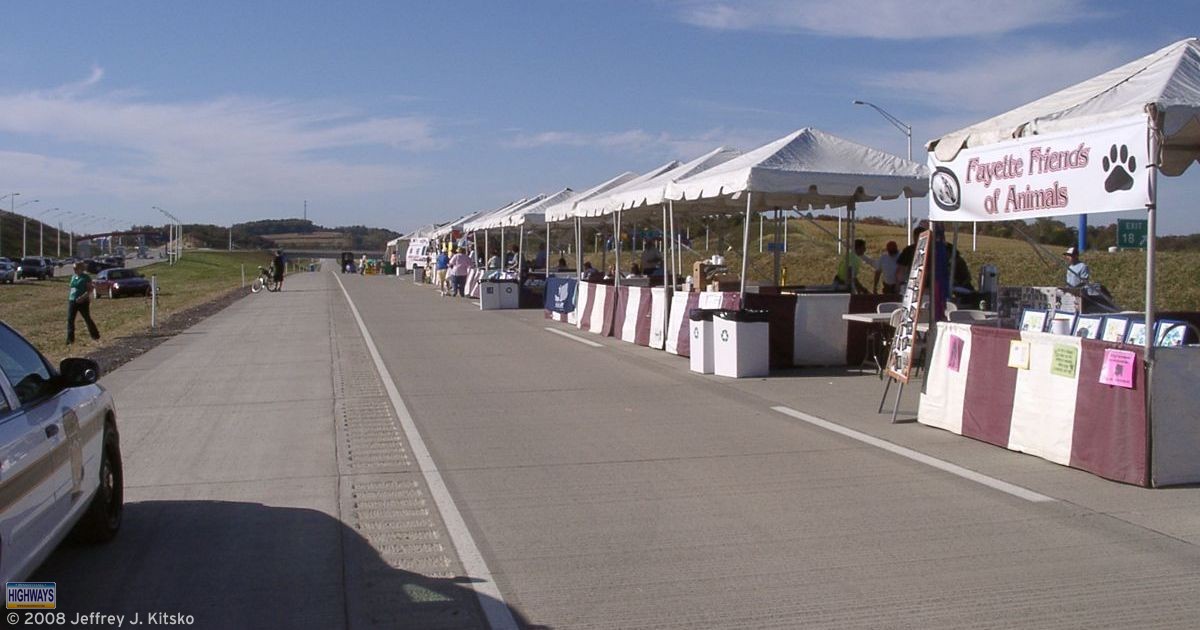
[334,272,519,630]
[544,327,604,348]
[771,406,1056,503]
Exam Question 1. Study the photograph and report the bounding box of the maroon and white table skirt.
[465,268,482,299]
[919,322,1153,486]
[612,286,671,349]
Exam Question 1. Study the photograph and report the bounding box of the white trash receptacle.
[712,309,771,378]
[480,279,520,310]
[689,308,715,374]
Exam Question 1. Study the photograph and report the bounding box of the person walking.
[435,248,451,295]
[66,261,100,345]
[448,247,473,297]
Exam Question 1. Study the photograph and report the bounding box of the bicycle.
[250,265,278,293]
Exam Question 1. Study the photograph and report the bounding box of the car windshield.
[108,270,131,279]
[21,258,40,265]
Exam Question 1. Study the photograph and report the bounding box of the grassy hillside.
[0,251,275,364]
[578,219,1199,312]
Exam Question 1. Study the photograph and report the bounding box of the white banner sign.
[929,116,1151,222]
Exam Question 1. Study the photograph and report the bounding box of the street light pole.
[0,193,14,259]
[853,100,914,245]
[35,208,60,257]
[17,199,40,258]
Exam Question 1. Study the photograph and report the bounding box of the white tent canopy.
[430,208,489,239]
[495,188,577,228]
[666,127,929,211]
[543,171,640,223]
[571,161,680,218]
[608,146,742,215]
[929,38,1200,176]
[463,195,544,232]
[400,224,439,240]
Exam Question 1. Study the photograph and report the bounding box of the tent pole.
[500,227,506,274]
[546,217,551,274]
[759,213,764,252]
[662,204,669,287]
[1144,109,1162,486]
[575,217,582,279]
[614,211,621,289]
[951,222,960,313]
[846,200,856,294]
[740,193,752,303]
[669,199,677,282]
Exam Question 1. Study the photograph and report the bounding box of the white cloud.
[865,42,1134,116]
[674,0,1092,39]
[0,68,441,220]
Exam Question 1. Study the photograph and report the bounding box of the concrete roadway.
[36,268,1200,629]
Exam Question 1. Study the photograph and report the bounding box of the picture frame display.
[1019,308,1048,333]
[1073,315,1103,339]
[1155,320,1189,347]
[1100,316,1129,343]
[1049,311,1077,335]
[1125,320,1148,346]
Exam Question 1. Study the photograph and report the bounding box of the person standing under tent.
[66,261,101,344]
[533,243,547,271]
[834,239,875,294]
[874,241,901,294]
[448,247,473,297]
[1063,247,1091,288]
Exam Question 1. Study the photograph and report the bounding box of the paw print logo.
[1102,144,1136,193]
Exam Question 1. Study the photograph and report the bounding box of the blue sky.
[0,1,1197,234]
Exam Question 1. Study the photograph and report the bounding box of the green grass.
[580,219,1200,312]
[0,251,274,364]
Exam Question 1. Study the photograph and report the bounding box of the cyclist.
[272,249,286,292]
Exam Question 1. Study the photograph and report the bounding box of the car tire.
[70,428,123,543]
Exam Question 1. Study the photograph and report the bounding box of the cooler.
[713,309,771,378]
[689,309,715,374]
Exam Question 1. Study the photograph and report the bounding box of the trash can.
[480,279,520,310]
[689,308,715,374]
[413,266,425,284]
[712,309,771,378]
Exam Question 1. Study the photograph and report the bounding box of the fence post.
[150,275,157,331]
[241,264,245,288]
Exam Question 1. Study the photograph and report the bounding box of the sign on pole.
[1117,218,1148,249]
[929,116,1151,223]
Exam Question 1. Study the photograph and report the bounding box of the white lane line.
[334,272,518,630]
[771,406,1056,504]
[544,326,604,348]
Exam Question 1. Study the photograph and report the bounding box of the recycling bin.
[689,308,715,374]
[712,309,771,378]
[480,279,520,310]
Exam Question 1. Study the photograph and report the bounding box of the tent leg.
[740,193,752,302]
[891,382,905,423]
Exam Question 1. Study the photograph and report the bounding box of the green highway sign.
[1117,219,1147,249]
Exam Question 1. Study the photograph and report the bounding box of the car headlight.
[113,283,120,289]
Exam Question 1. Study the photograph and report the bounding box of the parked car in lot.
[0,321,123,582]
[15,257,54,280]
[92,268,153,299]
[0,261,15,284]
[82,258,117,274]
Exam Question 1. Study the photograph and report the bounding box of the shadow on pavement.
[35,500,538,630]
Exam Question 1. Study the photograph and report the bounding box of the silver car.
[0,321,123,582]
[0,261,14,284]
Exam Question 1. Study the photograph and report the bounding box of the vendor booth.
[548,129,927,376]
[919,38,1200,486]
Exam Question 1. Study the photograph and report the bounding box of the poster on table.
[544,277,576,313]
[928,116,1151,222]
[885,231,930,383]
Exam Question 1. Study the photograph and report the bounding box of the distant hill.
[119,218,402,252]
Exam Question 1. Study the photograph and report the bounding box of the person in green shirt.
[834,239,875,294]
[67,261,101,344]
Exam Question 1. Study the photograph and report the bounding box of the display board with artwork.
[885,231,930,383]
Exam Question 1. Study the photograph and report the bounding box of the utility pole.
[304,200,307,222]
